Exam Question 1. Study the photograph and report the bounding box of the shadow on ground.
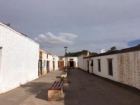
[17,68,140,105]
[21,82,52,101]
[63,68,140,105]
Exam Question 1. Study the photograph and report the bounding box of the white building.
[39,49,59,76]
[78,53,89,70]
[47,53,54,72]
[0,22,39,94]
[53,55,59,70]
[61,57,78,68]
[46,53,59,72]
[80,46,140,90]
[39,49,48,76]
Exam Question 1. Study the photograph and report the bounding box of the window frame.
[97,59,101,72]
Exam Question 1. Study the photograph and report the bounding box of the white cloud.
[34,32,77,48]
[59,33,77,39]
[1,0,140,55]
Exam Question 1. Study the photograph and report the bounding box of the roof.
[84,45,140,59]
[0,22,39,45]
[59,56,64,57]
[39,49,51,55]
[39,49,58,57]
[0,22,27,37]
[77,53,90,57]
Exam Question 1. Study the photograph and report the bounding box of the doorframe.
[87,60,89,73]
[69,61,74,68]
[47,60,50,72]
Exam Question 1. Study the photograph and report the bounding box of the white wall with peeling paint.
[78,55,84,69]
[0,23,39,94]
[81,51,140,90]
[117,51,140,89]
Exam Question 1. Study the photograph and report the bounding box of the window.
[98,59,101,72]
[108,59,113,76]
[91,60,94,73]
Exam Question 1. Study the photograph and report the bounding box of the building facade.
[80,46,140,90]
[59,56,78,68]
[39,49,48,76]
[0,22,39,93]
[39,49,59,76]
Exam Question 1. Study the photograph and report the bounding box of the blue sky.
[0,0,140,55]
[127,39,140,46]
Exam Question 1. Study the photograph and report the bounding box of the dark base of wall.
[78,68,140,96]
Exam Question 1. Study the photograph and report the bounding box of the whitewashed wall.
[0,48,2,77]
[82,51,140,90]
[40,51,59,72]
[62,57,66,67]
[78,55,84,69]
[0,23,39,94]
[63,57,78,67]
[47,54,53,71]
[41,53,47,74]
[83,58,88,71]
[117,51,140,89]
[54,56,59,70]
[67,57,78,67]
[91,55,118,82]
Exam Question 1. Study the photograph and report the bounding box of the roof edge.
[84,45,140,59]
[0,22,39,45]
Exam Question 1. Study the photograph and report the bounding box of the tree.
[65,50,97,57]
[107,46,117,52]
[110,46,116,51]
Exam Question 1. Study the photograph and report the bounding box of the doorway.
[47,61,50,72]
[53,61,55,70]
[58,61,64,68]
[91,60,93,74]
[87,60,89,73]
[69,61,74,67]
